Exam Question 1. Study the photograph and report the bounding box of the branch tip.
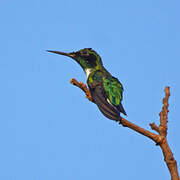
[149,122,159,133]
[70,78,93,101]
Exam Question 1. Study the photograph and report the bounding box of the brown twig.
[70,78,93,101]
[70,79,179,180]
[150,87,179,180]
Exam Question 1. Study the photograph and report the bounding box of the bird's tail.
[117,102,127,116]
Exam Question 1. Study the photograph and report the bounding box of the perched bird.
[47,48,126,121]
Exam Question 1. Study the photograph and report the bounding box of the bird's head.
[47,48,103,71]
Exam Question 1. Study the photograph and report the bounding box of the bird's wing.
[90,84,121,120]
[102,76,127,115]
[88,72,126,120]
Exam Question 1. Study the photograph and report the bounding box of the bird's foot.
[70,78,93,102]
[116,116,122,124]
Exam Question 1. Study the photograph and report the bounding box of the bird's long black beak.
[47,50,76,58]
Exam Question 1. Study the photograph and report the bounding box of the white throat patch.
[85,68,92,78]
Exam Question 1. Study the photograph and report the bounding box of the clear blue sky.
[0,0,180,179]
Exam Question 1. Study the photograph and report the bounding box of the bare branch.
[70,79,179,180]
[121,118,162,144]
[70,78,93,101]
[149,122,159,133]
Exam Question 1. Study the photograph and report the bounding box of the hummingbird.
[47,48,127,122]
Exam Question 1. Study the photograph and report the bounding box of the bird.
[47,48,127,122]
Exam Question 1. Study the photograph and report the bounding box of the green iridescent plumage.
[47,48,127,121]
[103,76,123,106]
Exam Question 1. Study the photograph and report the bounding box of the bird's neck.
[84,66,109,79]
